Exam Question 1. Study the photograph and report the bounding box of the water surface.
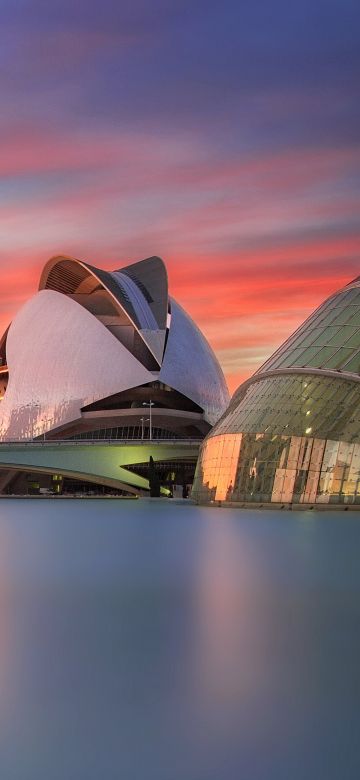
[0,499,359,779]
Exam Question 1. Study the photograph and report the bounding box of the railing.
[0,438,202,447]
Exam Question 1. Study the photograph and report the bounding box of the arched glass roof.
[258,281,360,376]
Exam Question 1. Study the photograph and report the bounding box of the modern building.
[192,275,360,507]
[0,254,229,494]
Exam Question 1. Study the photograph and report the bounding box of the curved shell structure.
[0,255,229,442]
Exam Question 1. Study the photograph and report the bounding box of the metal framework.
[193,275,360,506]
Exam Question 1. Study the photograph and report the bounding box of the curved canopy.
[39,254,168,366]
[257,279,360,377]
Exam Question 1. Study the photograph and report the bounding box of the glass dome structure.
[192,275,360,506]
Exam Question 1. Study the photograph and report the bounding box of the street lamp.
[140,416,148,440]
[25,402,40,441]
[140,416,150,440]
[41,417,51,441]
[142,400,155,440]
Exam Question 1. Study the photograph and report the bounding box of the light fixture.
[142,399,155,440]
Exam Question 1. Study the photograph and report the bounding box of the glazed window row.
[224,374,360,442]
[192,432,360,505]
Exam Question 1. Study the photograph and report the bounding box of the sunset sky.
[1,0,359,393]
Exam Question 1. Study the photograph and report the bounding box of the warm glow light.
[201,434,242,501]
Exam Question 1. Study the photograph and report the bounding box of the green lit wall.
[0,441,199,494]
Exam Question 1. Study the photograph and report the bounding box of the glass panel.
[326,325,357,346]
[310,439,326,469]
[287,346,321,367]
[311,326,342,346]
[343,328,360,349]
[258,287,360,373]
[292,327,324,349]
[342,351,360,373]
[281,469,297,502]
[271,468,286,502]
[322,347,356,369]
[193,427,360,506]
[330,308,358,326]
[199,369,360,502]
[352,290,360,303]
[337,288,360,305]
[274,348,304,368]
[346,309,360,327]
[317,308,345,326]
[306,346,336,366]
[302,469,321,503]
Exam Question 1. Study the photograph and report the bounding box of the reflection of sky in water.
[0,500,359,778]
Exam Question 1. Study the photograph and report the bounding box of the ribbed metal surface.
[45,259,89,295]
[120,255,168,329]
[111,272,158,330]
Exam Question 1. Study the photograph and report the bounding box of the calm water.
[0,499,359,779]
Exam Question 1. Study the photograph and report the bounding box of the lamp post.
[25,402,40,441]
[140,416,150,439]
[41,417,51,441]
[142,400,154,440]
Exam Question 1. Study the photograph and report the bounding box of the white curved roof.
[160,298,229,425]
[0,254,229,439]
[0,290,153,440]
[39,254,169,365]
